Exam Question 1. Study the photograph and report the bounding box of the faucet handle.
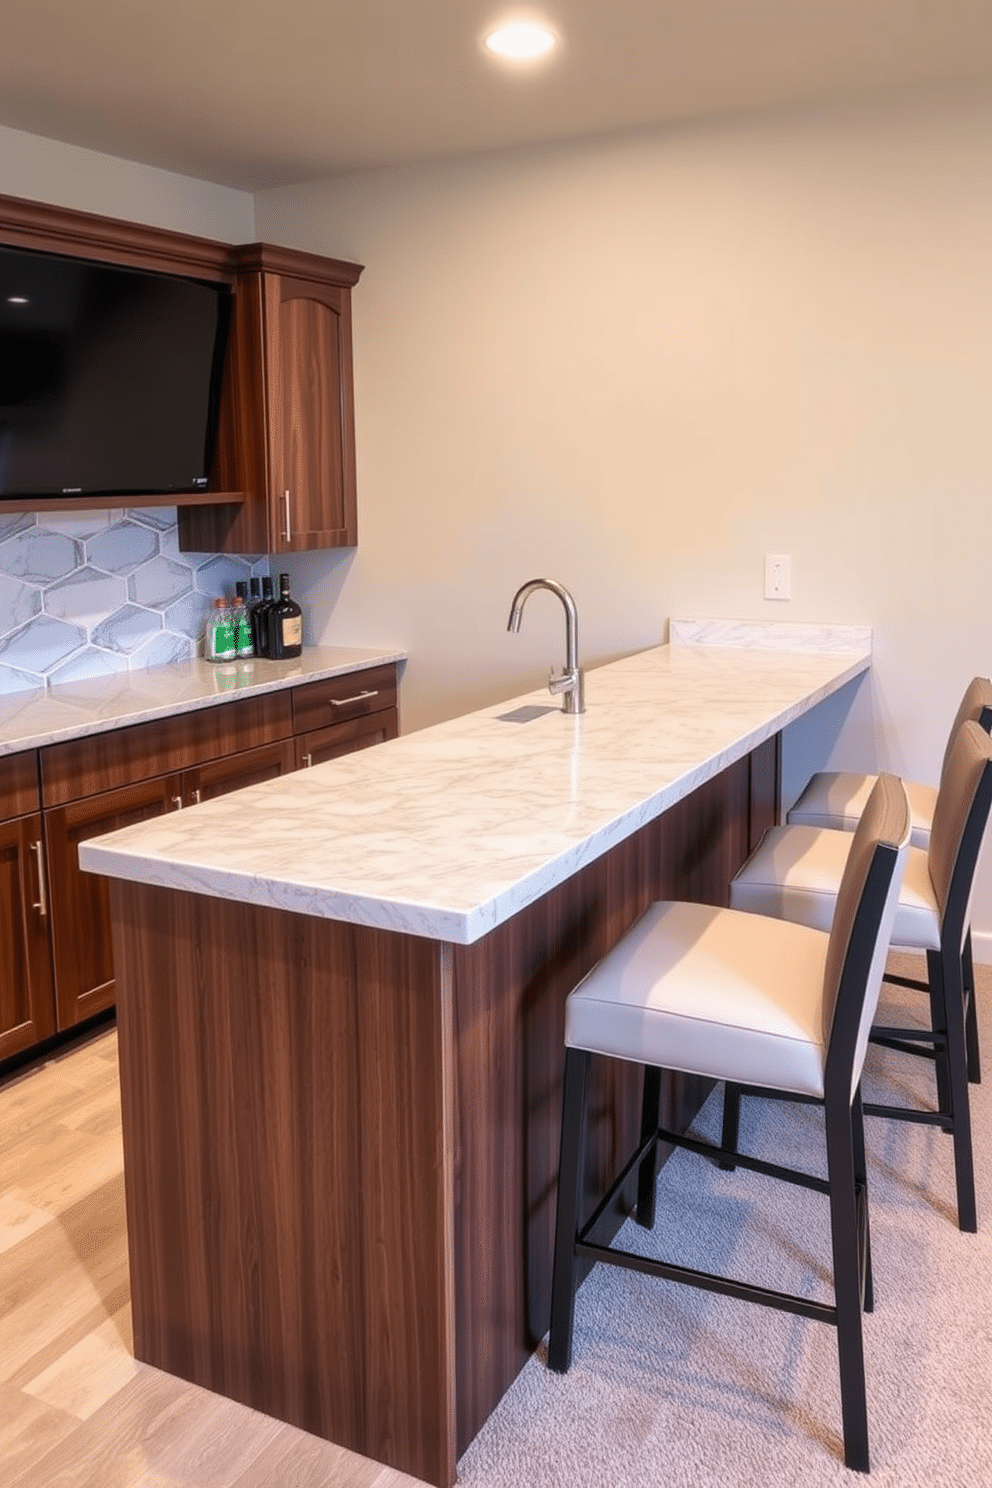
[548,666,575,695]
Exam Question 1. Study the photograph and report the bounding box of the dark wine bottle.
[268,572,303,660]
[252,575,274,657]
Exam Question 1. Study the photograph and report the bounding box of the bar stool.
[787,676,992,846]
[788,677,992,1082]
[729,720,992,1232]
[548,775,910,1473]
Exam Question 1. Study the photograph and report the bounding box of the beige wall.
[0,122,254,240]
[254,82,992,944]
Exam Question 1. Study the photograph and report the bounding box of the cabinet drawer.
[296,709,399,769]
[292,664,397,735]
[40,691,294,806]
[1,750,41,821]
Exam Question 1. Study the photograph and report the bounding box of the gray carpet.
[456,956,992,1485]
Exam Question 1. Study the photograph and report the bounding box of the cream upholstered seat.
[787,676,992,848]
[730,719,992,1232]
[548,775,910,1473]
[787,678,992,1087]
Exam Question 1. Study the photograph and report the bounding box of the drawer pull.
[329,689,379,708]
[302,752,313,767]
[172,795,184,811]
[30,840,48,919]
[192,789,201,805]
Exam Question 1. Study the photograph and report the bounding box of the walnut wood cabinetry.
[0,754,55,1059]
[293,663,399,766]
[1,664,399,1063]
[0,194,363,552]
[179,256,361,555]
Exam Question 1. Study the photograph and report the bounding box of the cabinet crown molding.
[0,191,363,287]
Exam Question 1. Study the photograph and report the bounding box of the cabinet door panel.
[296,710,399,769]
[266,275,357,551]
[0,814,56,1059]
[186,739,296,804]
[1,751,40,820]
[44,776,180,1030]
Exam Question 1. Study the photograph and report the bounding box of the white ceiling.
[3,1,991,192]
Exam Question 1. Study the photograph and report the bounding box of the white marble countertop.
[80,638,869,945]
[0,645,406,757]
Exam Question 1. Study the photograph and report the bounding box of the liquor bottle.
[206,597,236,661]
[232,597,254,659]
[252,575,274,657]
[268,572,303,660]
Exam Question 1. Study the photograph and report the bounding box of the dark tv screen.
[0,244,232,500]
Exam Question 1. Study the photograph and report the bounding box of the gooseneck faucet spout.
[506,578,585,715]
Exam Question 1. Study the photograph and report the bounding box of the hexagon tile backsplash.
[0,508,270,695]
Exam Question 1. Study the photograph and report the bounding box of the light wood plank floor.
[1,1026,430,1488]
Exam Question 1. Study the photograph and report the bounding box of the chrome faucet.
[506,578,585,715]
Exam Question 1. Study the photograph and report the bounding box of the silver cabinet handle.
[30,840,48,919]
[302,752,313,767]
[283,489,292,542]
[172,795,184,810]
[192,788,201,804]
[329,689,378,708]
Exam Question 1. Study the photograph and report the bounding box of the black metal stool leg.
[719,1082,741,1171]
[548,1047,590,1372]
[928,950,954,1116]
[851,1087,873,1314]
[636,1065,662,1227]
[825,1094,871,1473]
[963,931,982,1084]
[933,946,978,1232]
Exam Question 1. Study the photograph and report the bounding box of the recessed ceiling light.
[484,22,557,61]
[6,295,29,305]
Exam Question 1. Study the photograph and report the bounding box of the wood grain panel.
[0,751,40,821]
[0,190,233,280]
[110,884,456,1488]
[749,732,782,850]
[291,665,397,734]
[265,275,358,551]
[44,777,179,1030]
[295,711,399,770]
[179,273,269,552]
[40,692,293,806]
[186,739,296,804]
[0,814,55,1059]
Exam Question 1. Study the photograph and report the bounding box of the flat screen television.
[0,243,232,501]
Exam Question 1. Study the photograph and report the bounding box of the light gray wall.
[0,122,254,238]
[254,82,992,947]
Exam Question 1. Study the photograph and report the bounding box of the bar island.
[80,630,870,1486]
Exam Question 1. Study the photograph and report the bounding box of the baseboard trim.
[971,930,992,967]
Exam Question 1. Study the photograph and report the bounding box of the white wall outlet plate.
[764,553,792,600]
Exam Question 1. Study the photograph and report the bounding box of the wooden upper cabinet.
[178,245,363,556]
[0,196,364,549]
[265,274,357,550]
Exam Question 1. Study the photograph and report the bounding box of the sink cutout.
[496,704,559,723]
